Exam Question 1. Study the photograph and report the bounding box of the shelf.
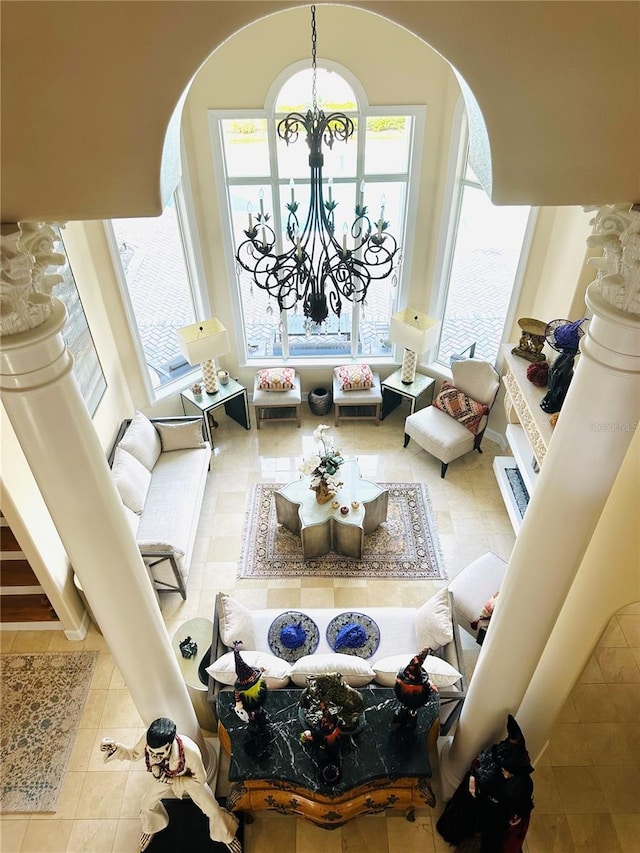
[505,424,539,496]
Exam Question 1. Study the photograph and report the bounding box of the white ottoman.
[448,552,507,641]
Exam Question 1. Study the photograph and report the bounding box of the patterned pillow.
[257,367,295,391]
[334,364,374,391]
[433,380,489,434]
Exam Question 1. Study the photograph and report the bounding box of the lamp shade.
[177,318,230,365]
[389,308,440,354]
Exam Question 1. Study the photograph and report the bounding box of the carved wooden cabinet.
[494,347,554,532]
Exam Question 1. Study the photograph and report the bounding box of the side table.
[180,377,251,447]
[171,617,216,732]
[217,686,438,829]
[381,369,435,420]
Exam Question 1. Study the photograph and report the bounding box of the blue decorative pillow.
[326,612,380,659]
[268,611,320,662]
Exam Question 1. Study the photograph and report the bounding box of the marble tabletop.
[217,686,439,797]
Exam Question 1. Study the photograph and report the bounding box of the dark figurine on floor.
[436,714,534,853]
[392,646,438,729]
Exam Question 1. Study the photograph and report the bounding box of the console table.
[217,687,439,829]
[273,459,388,559]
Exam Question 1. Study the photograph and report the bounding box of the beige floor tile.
[577,655,604,684]
[386,812,435,852]
[74,771,128,820]
[571,683,619,723]
[596,765,640,814]
[110,818,141,852]
[341,814,390,851]
[98,690,143,729]
[594,647,640,683]
[608,683,640,722]
[20,818,74,852]
[89,654,116,690]
[553,766,606,813]
[618,614,640,647]
[620,722,640,766]
[296,817,343,851]
[67,729,100,773]
[598,618,628,648]
[532,764,568,814]
[582,722,636,766]
[9,631,52,653]
[265,586,302,609]
[65,819,118,852]
[0,818,28,852]
[548,722,592,766]
[79,689,108,729]
[566,813,623,852]
[556,696,580,723]
[612,814,640,851]
[526,813,576,852]
[30,771,85,821]
[244,812,298,851]
[0,630,17,652]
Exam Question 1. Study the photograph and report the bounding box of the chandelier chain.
[311,5,317,114]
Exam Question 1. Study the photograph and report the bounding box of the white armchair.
[403,358,500,477]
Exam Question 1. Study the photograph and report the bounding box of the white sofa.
[109,412,211,599]
[206,589,468,735]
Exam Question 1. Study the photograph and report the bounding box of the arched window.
[210,62,424,362]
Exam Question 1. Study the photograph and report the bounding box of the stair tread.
[1,560,40,587]
[0,594,59,623]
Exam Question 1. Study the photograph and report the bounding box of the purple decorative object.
[281,623,307,649]
[334,623,367,651]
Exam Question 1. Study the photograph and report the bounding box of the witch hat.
[233,641,260,687]
[401,646,431,683]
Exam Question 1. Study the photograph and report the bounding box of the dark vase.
[308,387,333,416]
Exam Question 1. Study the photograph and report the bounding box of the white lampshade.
[177,318,230,365]
[389,308,440,355]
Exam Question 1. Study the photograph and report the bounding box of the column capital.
[585,203,640,315]
[1,222,66,337]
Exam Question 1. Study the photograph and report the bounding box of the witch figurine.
[392,646,438,730]
[436,714,535,853]
[540,318,586,414]
[232,641,268,731]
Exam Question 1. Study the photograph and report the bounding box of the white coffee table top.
[278,458,384,528]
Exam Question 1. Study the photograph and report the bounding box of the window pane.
[438,186,530,365]
[365,116,412,175]
[221,118,270,178]
[112,201,196,386]
[276,121,358,181]
[276,68,356,113]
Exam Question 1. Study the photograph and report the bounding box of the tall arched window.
[210,63,424,363]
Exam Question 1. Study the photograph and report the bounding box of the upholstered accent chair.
[253,369,302,429]
[403,358,500,477]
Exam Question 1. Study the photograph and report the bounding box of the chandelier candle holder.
[389,307,441,384]
[299,424,344,504]
[177,317,230,394]
[235,5,400,325]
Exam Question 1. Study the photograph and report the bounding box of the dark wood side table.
[217,686,439,829]
[380,369,436,420]
[180,377,251,447]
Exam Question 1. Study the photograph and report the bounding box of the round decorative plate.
[326,612,380,659]
[268,611,320,662]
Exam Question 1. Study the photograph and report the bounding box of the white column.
[440,204,640,791]
[0,224,212,772]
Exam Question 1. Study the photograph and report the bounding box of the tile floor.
[1,406,638,852]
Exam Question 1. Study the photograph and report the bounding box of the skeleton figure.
[101,717,241,853]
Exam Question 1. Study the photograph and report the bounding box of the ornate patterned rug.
[238,482,446,579]
[0,651,97,813]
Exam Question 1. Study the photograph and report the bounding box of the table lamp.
[389,308,440,384]
[177,318,230,394]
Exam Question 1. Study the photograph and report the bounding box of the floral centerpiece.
[299,424,344,504]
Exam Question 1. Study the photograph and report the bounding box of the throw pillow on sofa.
[111,446,152,514]
[415,587,454,650]
[217,592,257,649]
[117,410,161,471]
[207,650,291,689]
[372,653,462,689]
[290,653,375,687]
[155,420,206,452]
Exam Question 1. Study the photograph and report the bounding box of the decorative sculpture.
[232,641,268,730]
[299,671,365,734]
[511,318,548,363]
[300,700,343,785]
[540,318,587,414]
[392,647,438,729]
[100,717,241,853]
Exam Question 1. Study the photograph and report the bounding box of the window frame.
[105,153,211,403]
[209,58,425,368]
[429,100,538,373]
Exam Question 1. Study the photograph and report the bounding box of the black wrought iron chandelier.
[235,5,400,325]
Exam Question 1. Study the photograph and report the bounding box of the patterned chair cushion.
[257,367,296,391]
[334,363,374,391]
[433,380,489,434]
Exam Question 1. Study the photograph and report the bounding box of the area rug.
[0,651,97,813]
[238,482,446,579]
